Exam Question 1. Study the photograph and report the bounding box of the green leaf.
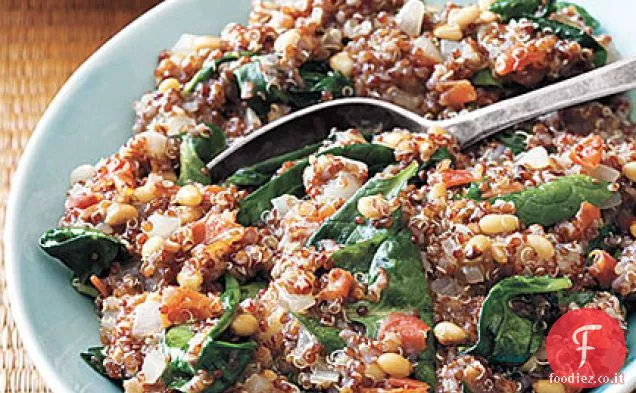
[71,276,100,298]
[226,143,322,187]
[465,276,572,364]
[307,162,418,247]
[489,0,542,21]
[465,182,484,201]
[330,234,389,274]
[196,341,257,393]
[165,325,195,349]
[586,224,620,254]
[494,129,529,155]
[209,274,241,339]
[526,17,606,67]
[294,313,346,353]
[493,175,614,227]
[554,2,600,31]
[80,346,111,380]
[237,143,396,226]
[184,51,254,93]
[420,147,454,172]
[39,227,128,284]
[177,124,228,185]
[471,69,504,88]
[240,281,268,301]
[553,290,595,307]
[346,231,436,385]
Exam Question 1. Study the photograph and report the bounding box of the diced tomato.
[570,135,604,169]
[439,80,477,108]
[66,193,101,209]
[575,202,601,232]
[161,287,222,325]
[319,268,354,300]
[589,250,617,288]
[387,378,430,392]
[441,170,474,188]
[378,312,430,354]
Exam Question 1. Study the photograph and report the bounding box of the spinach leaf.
[165,325,195,349]
[489,0,543,21]
[178,124,228,185]
[526,17,606,67]
[465,182,484,201]
[294,313,346,353]
[234,59,352,117]
[226,143,322,187]
[209,274,241,339]
[465,276,572,364]
[71,276,100,298]
[553,290,595,307]
[39,227,128,285]
[162,324,197,389]
[237,143,395,226]
[330,233,389,274]
[494,175,613,227]
[494,129,529,155]
[80,346,113,380]
[346,231,436,385]
[554,2,600,31]
[184,51,254,93]
[471,69,505,88]
[196,341,257,393]
[587,224,620,254]
[240,281,268,301]
[420,147,454,172]
[307,161,418,247]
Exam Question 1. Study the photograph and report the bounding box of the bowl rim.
[3,1,181,392]
[4,1,635,392]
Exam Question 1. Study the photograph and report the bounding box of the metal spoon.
[208,57,636,181]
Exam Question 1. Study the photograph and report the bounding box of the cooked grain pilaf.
[39,1,636,392]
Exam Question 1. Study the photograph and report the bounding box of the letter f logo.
[572,324,603,369]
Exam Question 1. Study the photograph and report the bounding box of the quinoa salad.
[38,0,636,392]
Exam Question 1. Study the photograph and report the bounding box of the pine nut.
[527,234,555,259]
[364,363,386,380]
[448,5,480,28]
[134,183,157,203]
[433,24,463,41]
[105,203,138,226]
[479,214,520,235]
[358,194,390,220]
[465,234,492,254]
[622,161,636,182]
[274,29,301,54]
[158,78,180,93]
[231,313,259,336]
[434,321,468,345]
[193,35,223,51]
[175,185,203,206]
[429,183,447,201]
[329,51,354,77]
[532,380,566,393]
[377,353,412,378]
[142,236,165,259]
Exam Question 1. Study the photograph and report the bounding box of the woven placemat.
[0,1,159,391]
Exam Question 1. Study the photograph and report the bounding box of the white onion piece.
[147,213,180,239]
[138,131,168,158]
[163,112,196,136]
[440,39,462,59]
[309,367,341,386]
[295,328,318,359]
[123,378,144,393]
[413,35,443,64]
[278,286,315,312]
[141,349,167,384]
[462,265,485,284]
[516,146,550,169]
[132,300,163,337]
[600,192,622,209]
[244,374,274,393]
[321,172,365,202]
[589,164,621,183]
[171,34,198,54]
[70,164,95,184]
[396,0,426,36]
[271,194,300,217]
[245,107,262,129]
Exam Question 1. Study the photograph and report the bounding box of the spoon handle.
[445,57,636,147]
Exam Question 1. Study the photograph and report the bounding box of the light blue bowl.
[4,0,635,392]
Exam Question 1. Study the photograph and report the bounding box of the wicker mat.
[0,1,159,391]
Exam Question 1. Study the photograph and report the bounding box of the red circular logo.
[546,308,626,388]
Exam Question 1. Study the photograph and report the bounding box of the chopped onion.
[321,172,365,202]
[163,112,196,136]
[171,34,198,54]
[589,164,621,183]
[295,328,318,359]
[412,35,443,64]
[244,374,274,393]
[138,130,168,158]
[440,39,462,59]
[278,286,315,312]
[396,0,426,36]
[309,366,340,386]
[271,194,300,217]
[132,300,163,337]
[600,192,622,209]
[461,265,485,284]
[516,146,550,169]
[141,349,167,384]
[430,276,463,296]
[147,213,180,239]
[70,164,95,184]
